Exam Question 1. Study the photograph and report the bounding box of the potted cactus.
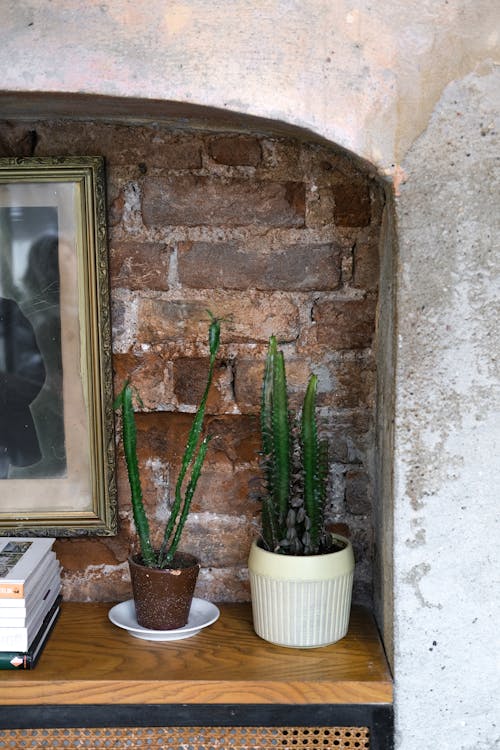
[248,335,355,648]
[114,312,221,630]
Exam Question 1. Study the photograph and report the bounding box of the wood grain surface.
[0,603,392,705]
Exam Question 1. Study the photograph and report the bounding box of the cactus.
[114,312,222,568]
[259,336,332,556]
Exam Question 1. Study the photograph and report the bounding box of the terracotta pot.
[248,533,354,648]
[128,552,200,630]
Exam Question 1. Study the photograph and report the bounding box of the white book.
[0,598,61,670]
[0,581,61,651]
[0,552,59,609]
[0,566,61,627]
[0,538,55,599]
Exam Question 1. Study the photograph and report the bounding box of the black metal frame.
[0,704,393,750]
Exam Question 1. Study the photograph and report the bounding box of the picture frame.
[0,156,117,535]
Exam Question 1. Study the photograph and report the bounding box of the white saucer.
[108,598,220,641]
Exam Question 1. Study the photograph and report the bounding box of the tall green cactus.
[114,312,222,568]
[259,337,331,556]
[301,374,329,552]
[260,336,290,549]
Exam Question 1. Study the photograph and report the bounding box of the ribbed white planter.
[248,534,354,648]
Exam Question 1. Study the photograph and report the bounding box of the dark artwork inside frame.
[0,206,66,480]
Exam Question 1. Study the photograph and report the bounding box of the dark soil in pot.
[128,552,200,630]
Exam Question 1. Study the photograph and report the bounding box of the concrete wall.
[395,67,499,750]
[1,2,499,748]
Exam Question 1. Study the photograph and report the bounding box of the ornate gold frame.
[0,157,117,535]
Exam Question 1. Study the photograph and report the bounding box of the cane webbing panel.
[0,726,370,748]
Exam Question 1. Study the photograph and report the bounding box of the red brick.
[61,564,132,602]
[130,412,259,490]
[180,517,255,567]
[137,297,300,344]
[349,526,373,566]
[173,357,236,414]
[318,408,373,466]
[353,233,380,291]
[318,356,376,409]
[55,538,125,571]
[114,413,261,560]
[141,175,305,227]
[233,359,264,414]
[326,522,351,538]
[108,186,125,227]
[133,411,204,467]
[261,139,302,175]
[305,185,337,229]
[0,123,38,157]
[114,456,168,555]
[341,246,354,284]
[313,296,377,349]
[197,567,250,603]
[56,536,133,602]
[234,357,314,414]
[110,296,128,344]
[177,241,341,291]
[33,122,202,169]
[120,134,201,169]
[332,178,371,227]
[113,351,174,410]
[61,558,252,603]
[209,135,262,166]
[345,469,372,515]
[136,300,208,344]
[193,466,261,517]
[110,242,171,291]
[203,415,260,466]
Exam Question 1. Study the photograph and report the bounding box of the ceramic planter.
[248,534,354,648]
[128,552,200,630]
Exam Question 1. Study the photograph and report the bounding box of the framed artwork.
[0,156,117,535]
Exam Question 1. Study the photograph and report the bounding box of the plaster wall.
[1,2,499,748]
[1,1,498,172]
[395,68,500,750]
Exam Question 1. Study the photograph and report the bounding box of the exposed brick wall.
[0,121,384,606]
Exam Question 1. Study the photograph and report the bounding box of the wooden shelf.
[0,603,392,706]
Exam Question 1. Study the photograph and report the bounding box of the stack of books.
[0,537,62,670]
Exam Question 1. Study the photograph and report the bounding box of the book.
[0,579,61,651]
[0,566,61,627]
[0,538,55,598]
[0,552,59,609]
[0,596,61,670]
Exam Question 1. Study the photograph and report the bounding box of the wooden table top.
[0,602,392,705]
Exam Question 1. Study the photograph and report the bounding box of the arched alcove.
[0,96,396,660]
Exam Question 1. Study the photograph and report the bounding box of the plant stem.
[302,374,320,551]
[272,347,290,533]
[116,383,155,566]
[158,314,221,565]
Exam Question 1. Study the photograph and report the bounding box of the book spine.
[0,588,60,651]
[0,631,30,651]
[0,539,55,599]
[0,583,24,599]
[0,589,60,627]
[0,652,29,669]
[0,555,58,607]
[0,605,61,669]
[0,614,29,627]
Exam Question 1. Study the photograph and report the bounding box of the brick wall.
[0,121,384,605]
